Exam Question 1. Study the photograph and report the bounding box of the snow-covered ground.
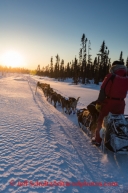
[0,73,128,193]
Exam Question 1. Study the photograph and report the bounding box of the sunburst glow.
[1,50,25,68]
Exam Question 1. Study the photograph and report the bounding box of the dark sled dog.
[77,102,99,137]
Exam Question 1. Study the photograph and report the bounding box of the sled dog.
[69,97,80,114]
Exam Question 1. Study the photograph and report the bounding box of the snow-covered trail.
[0,74,128,193]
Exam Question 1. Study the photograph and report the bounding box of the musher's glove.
[96,104,102,112]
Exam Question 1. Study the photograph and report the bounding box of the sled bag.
[104,112,128,152]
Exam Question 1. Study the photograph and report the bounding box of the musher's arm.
[97,73,114,103]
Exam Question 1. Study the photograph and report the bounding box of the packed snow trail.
[0,74,128,193]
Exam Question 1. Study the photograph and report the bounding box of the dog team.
[35,81,80,115]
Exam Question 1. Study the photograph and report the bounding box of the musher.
[92,60,128,146]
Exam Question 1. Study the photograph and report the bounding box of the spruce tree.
[81,33,88,84]
[93,57,99,84]
[60,59,64,80]
[119,51,124,62]
[73,57,78,84]
[86,40,92,82]
[50,57,53,78]
[66,62,70,78]
[97,41,109,80]
[87,40,92,65]
[55,54,60,79]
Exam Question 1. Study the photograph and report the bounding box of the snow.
[0,73,128,193]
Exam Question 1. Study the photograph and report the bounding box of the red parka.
[97,64,128,130]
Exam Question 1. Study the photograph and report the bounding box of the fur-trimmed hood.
[109,64,127,76]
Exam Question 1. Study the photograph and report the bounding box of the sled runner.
[77,108,128,154]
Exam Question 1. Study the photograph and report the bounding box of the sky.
[0,0,128,70]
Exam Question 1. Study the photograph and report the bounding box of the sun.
[1,50,25,68]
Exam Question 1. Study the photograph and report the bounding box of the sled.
[77,109,128,154]
[103,113,128,154]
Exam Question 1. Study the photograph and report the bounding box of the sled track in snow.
[27,76,125,193]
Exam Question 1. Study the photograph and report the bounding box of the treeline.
[0,65,30,74]
[36,34,128,84]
